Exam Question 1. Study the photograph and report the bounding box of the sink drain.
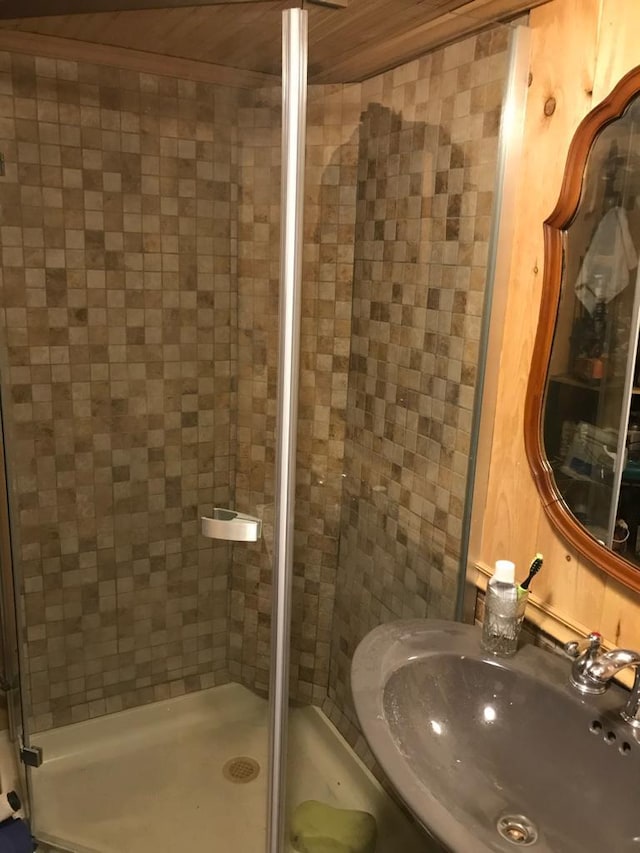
[496,814,538,846]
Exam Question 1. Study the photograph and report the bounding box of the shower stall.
[0,3,524,851]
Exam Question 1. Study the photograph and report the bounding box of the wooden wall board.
[0,0,543,83]
[591,0,640,105]
[0,0,297,16]
[466,22,530,602]
[480,0,599,576]
[309,0,547,83]
[0,2,292,76]
[0,0,349,15]
[0,28,278,87]
[478,0,640,650]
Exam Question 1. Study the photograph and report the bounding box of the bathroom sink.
[351,619,640,853]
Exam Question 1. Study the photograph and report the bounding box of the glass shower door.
[282,16,519,853]
[0,5,289,851]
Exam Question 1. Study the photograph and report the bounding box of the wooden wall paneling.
[591,0,640,104]
[0,0,297,16]
[0,0,552,84]
[529,516,582,608]
[158,8,214,53]
[309,0,548,83]
[479,0,640,646]
[305,0,461,52]
[0,29,278,87]
[213,5,286,72]
[466,22,531,609]
[0,3,293,67]
[570,554,608,630]
[0,0,343,14]
[537,545,608,638]
[196,2,288,72]
[479,0,600,587]
[600,574,640,647]
[186,7,266,65]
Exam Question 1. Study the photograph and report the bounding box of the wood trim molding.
[0,28,279,88]
[0,0,291,18]
[524,64,640,594]
[0,0,346,16]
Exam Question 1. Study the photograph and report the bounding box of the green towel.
[290,800,377,853]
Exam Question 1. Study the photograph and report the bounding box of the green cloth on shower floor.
[290,800,377,853]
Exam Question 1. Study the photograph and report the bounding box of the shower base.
[29,682,428,853]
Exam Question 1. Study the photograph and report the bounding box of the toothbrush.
[519,553,543,593]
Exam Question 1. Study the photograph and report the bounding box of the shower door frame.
[267,8,308,853]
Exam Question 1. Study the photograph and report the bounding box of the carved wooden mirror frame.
[525,65,640,594]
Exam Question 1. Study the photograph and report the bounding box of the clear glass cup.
[481,589,528,656]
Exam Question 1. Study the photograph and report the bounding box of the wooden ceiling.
[0,0,546,85]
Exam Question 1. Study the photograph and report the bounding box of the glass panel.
[0,405,30,812]
[0,6,283,850]
[284,20,514,853]
[0,9,518,852]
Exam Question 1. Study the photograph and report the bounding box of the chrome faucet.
[565,632,640,729]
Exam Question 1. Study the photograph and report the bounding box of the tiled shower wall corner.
[228,86,281,691]
[227,26,510,727]
[291,84,361,704]
[0,23,510,737]
[229,83,362,703]
[327,28,510,737]
[0,53,237,731]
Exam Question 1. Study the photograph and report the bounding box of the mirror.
[525,66,640,593]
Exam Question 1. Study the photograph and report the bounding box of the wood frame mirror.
[525,65,640,593]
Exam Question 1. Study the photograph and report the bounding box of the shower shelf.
[201,509,263,542]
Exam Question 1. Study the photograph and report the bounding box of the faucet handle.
[564,632,607,694]
[564,631,602,660]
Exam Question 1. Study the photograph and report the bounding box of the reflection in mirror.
[543,92,640,567]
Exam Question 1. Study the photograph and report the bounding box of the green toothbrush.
[519,553,543,595]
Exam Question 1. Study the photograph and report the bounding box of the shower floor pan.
[29,682,427,852]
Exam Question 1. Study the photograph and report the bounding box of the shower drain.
[222,756,261,784]
[496,814,538,846]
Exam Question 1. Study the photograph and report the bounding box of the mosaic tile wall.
[0,25,509,735]
[229,83,362,703]
[228,86,281,692]
[226,27,509,723]
[0,52,237,731]
[327,28,510,734]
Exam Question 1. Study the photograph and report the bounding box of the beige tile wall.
[229,83,362,703]
[226,27,509,730]
[0,25,509,737]
[328,28,510,738]
[228,85,281,692]
[0,52,237,731]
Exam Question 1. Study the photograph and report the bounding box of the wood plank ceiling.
[0,0,545,83]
